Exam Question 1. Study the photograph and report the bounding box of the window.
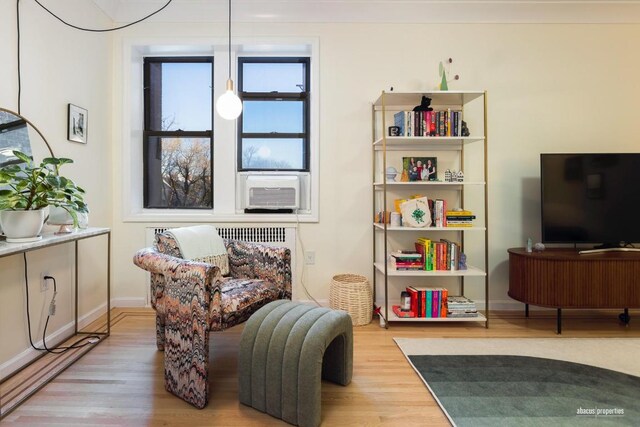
[143,57,214,208]
[238,58,310,171]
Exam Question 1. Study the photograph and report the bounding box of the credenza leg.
[525,304,529,318]
[557,308,562,334]
[619,308,630,325]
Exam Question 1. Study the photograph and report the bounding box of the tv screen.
[541,153,640,245]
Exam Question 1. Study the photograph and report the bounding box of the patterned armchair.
[133,231,291,409]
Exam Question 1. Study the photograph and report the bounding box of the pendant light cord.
[32,0,174,33]
[15,0,173,123]
[228,0,232,79]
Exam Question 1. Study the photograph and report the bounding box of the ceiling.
[87,0,640,24]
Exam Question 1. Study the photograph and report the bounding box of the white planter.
[0,209,46,243]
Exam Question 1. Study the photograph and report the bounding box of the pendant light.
[216,0,242,120]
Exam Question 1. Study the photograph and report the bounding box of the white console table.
[0,227,111,418]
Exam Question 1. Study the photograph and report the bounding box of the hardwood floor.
[2,307,639,426]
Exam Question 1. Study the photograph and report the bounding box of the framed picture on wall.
[402,156,437,181]
[67,104,88,144]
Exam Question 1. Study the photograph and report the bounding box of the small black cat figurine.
[413,96,434,112]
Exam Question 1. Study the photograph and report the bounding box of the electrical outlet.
[304,251,316,265]
[40,272,50,292]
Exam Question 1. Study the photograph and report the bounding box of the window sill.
[122,210,318,223]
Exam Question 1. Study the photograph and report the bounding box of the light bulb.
[216,79,242,120]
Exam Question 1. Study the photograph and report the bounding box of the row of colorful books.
[408,286,448,318]
[446,210,476,227]
[390,289,478,318]
[414,238,465,271]
[393,109,463,137]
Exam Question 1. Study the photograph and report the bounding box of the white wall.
[0,1,111,371]
[110,21,640,310]
[2,7,639,370]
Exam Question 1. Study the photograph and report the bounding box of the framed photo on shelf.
[403,156,437,181]
[67,104,87,144]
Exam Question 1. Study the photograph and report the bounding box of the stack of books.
[390,251,423,271]
[447,296,478,318]
[446,210,476,227]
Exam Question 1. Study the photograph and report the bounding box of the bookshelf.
[372,90,488,327]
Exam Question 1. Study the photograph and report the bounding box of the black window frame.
[237,57,310,172]
[142,56,214,209]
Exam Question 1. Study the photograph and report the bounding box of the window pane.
[241,138,303,170]
[148,62,212,131]
[242,101,303,133]
[242,63,306,93]
[145,136,212,208]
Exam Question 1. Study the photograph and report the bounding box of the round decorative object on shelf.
[329,274,372,326]
[386,166,398,181]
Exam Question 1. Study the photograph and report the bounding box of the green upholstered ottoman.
[239,300,353,427]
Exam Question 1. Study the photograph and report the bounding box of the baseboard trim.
[110,297,148,308]
[0,303,107,381]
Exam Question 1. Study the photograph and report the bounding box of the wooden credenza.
[508,247,640,333]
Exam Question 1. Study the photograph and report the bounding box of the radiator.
[146,226,295,249]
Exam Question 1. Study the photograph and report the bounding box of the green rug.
[395,338,640,426]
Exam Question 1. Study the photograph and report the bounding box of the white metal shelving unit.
[372,90,488,327]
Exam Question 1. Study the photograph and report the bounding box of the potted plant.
[0,150,87,242]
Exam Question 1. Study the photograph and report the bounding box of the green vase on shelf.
[439,72,448,91]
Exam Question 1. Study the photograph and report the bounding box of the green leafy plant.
[0,150,88,226]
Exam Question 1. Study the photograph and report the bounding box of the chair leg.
[163,300,211,409]
[156,315,166,351]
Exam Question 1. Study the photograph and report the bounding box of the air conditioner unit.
[245,175,299,210]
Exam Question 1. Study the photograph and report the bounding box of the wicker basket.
[329,274,372,326]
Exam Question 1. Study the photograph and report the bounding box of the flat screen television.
[541,153,640,247]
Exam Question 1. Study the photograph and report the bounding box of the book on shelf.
[390,251,422,260]
[392,305,415,318]
[394,111,405,136]
[448,312,479,318]
[407,286,420,317]
[433,199,447,227]
[414,238,432,270]
[448,309,478,315]
[395,266,424,271]
[374,211,392,224]
[448,295,476,304]
[441,288,449,317]
[446,210,474,216]
[447,295,477,311]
